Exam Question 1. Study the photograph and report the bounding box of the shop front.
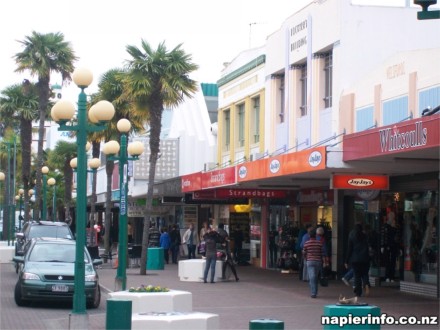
[343,115,439,297]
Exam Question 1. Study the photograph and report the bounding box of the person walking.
[233,225,244,263]
[203,226,220,283]
[345,223,370,297]
[268,225,279,268]
[217,223,239,281]
[183,223,199,259]
[160,227,171,264]
[303,228,325,298]
[169,224,181,264]
[300,225,313,281]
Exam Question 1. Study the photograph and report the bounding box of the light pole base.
[69,313,89,330]
[115,278,124,292]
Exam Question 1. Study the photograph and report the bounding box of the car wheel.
[14,281,30,307]
[87,285,101,309]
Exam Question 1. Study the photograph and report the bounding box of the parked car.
[15,220,74,257]
[13,237,102,308]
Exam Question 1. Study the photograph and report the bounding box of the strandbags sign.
[331,174,389,190]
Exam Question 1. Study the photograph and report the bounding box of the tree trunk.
[140,102,163,275]
[20,118,33,222]
[35,78,50,219]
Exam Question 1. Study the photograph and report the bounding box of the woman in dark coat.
[345,223,370,297]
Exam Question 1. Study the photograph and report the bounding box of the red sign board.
[237,146,326,182]
[192,188,287,200]
[331,174,389,190]
[343,115,440,161]
[201,167,236,189]
[181,172,202,192]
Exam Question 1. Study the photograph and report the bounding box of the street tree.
[124,40,198,275]
[14,31,77,219]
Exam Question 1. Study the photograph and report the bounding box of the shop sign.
[181,172,202,192]
[192,188,287,199]
[238,146,326,182]
[343,116,439,161]
[201,166,236,189]
[331,174,389,190]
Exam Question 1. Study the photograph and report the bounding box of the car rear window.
[29,226,72,239]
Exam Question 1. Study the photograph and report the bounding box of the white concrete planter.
[178,259,225,282]
[131,311,219,330]
[108,289,192,314]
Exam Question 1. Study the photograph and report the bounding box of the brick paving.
[1,259,438,329]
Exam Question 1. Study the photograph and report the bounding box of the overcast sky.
[0,0,434,99]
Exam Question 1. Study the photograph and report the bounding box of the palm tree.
[0,82,39,222]
[47,141,76,223]
[14,31,77,219]
[91,69,146,257]
[124,40,198,275]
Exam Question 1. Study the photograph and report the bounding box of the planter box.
[0,245,14,264]
[108,289,192,314]
[132,311,219,330]
[178,259,225,282]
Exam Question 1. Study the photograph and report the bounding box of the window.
[224,110,230,151]
[324,53,333,108]
[356,106,374,132]
[382,96,408,125]
[279,77,285,123]
[237,103,245,147]
[252,97,260,143]
[300,67,307,116]
[419,86,440,116]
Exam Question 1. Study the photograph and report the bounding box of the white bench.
[108,290,192,314]
[131,312,219,330]
[178,259,225,282]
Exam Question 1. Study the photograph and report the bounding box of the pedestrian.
[268,225,279,268]
[345,223,370,297]
[217,223,239,281]
[148,224,161,247]
[127,222,133,244]
[303,228,325,298]
[203,226,220,283]
[199,221,210,257]
[160,227,171,264]
[169,224,181,264]
[300,225,313,281]
[183,223,199,259]
[233,225,244,263]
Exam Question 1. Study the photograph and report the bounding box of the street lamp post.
[0,171,4,239]
[16,189,24,231]
[51,68,114,328]
[103,119,144,291]
[41,166,49,220]
[47,178,56,222]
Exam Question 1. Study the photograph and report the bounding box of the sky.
[0,0,313,97]
[0,0,436,99]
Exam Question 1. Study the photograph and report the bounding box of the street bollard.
[106,299,132,330]
[249,318,284,330]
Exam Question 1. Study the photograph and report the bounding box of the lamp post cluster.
[103,119,144,291]
[51,68,115,326]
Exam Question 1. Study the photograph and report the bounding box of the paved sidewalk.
[92,261,439,330]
